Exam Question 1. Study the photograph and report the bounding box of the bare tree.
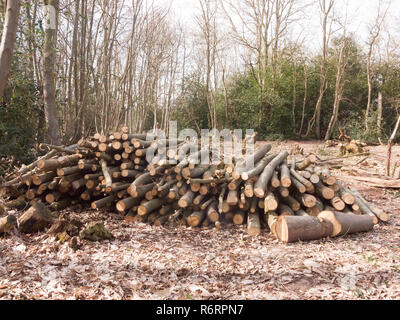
[221,0,306,127]
[0,0,21,100]
[196,0,219,129]
[42,0,61,145]
[305,0,334,139]
[364,0,389,132]
[324,26,349,140]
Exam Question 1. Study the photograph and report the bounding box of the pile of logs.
[0,128,389,243]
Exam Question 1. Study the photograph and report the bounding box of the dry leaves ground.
[0,142,399,300]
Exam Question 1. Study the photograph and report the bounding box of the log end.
[318,211,340,237]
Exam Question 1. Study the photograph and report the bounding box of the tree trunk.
[387,115,400,176]
[318,211,375,237]
[276,215,333,243]
[42,0,60,145]
[377,91,383,138]
[0,0,21,100]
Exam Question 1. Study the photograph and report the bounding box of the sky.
[162,0,400,50]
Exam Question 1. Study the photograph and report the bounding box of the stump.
[0,215,17,234]
[18,202,54,234]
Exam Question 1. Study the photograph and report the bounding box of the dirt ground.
[0,141,399,300]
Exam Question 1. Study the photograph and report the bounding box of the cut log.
[296,156,316,170]
[279,186,290,197]
[299,170,312,179]
[72,178,86,191]
[278,204,294,216]
[254,151,289,198]
[250,196,259,213]
[227,189,239,205]
[0,215,18,234]
[116,197,139,212]
[127,173,153,195]
[187,211,205,227]
[318,211,375,237]
[6,199,27,210]
[241,154,276,181]
[218,185,227,213]
[45,191,62,204]
[295,210,309,217]
[192,194,205,206]
[266,211,278,234]
[280,163,292,188]
[306,197,324,217]
[271,171,281,188]
[178,190,196,208]
[282,195,301,212]
[233,210,246,225]
[349,189,389,223]
[309,173,320,184]
[100,160,112,188]
[298,193,317,208]
[291,177,306,194]
[91,195,116,209]
[314,181,335,200]
[336,182,355,205]
[32,172,56,185]
[18,202,54,234]
[276,215,333,243]
[349,194,379,224]
[331,196,346,211]
[247,212,261,236]
[159,205,173,216]
[206,201,219,223]
[138,198,166,216]
[264,191,279,212]
[168,185,179,200]
[290,169,314,193]
[37,154,81,171]
[244,180,254,198]
[321,169,337,186]
[233,145,272,179]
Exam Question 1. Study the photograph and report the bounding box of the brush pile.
[0,127,389,243]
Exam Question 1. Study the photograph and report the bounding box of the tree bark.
[377,91,383,138]
[42,0,60,145]
[247,212,261,236]
[318,211,375,237]
[276,215,333,243]
[0,0,21,100]
[254,151,289,198]
[18,202,54,234]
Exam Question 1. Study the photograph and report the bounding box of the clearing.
[0,141,399,300]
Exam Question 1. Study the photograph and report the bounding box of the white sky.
[163,0,400,50]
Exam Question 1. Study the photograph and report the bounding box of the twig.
[355,156,369,166]
[317,152,370,163]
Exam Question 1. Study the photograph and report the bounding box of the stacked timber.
[0,128,388,242]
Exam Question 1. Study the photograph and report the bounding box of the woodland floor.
[0,141,399,300]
